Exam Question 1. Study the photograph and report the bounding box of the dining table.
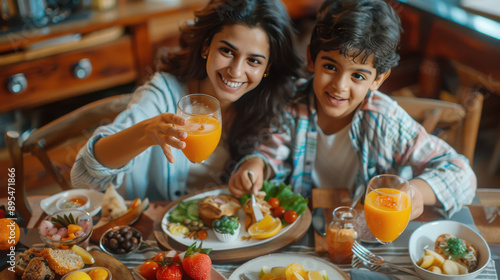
[1,188,499,280]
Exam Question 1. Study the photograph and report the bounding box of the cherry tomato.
[139,261,159,280]
[198,229,208,240]
[284,210,298,224]
[268,197,280,209]
[153,251,167,261]
[274,206,286,219]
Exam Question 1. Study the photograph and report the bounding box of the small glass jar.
[326,206,358,264]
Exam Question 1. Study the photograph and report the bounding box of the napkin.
[350,269,399,280]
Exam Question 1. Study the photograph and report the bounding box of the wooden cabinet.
[0,36,137,112]
[0,0,206,113]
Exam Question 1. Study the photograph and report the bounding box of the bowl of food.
[212,215,240,243]
[409,220,491,280]
[39,208,93,249]
[99,226,142,258]
[56,193,90,211]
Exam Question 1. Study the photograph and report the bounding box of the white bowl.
[409,220,491,280]
[56,193,90,211]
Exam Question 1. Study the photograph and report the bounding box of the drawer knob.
[7,73,28,94]
[73,58,92,79]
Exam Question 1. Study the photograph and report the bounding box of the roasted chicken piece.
[243,193,272,230]
[198,195,241,227]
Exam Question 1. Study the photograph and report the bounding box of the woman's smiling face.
[203,24,270,106]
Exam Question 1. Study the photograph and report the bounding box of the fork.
[352,241,422,278]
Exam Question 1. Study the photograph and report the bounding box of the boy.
[228,0,476,218]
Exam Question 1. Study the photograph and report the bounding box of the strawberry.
[156,261,183,280]
[182,242,212,280]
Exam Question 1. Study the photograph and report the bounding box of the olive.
[109,238,119,250]
[116,248,126,254]
[130,237,139,245]
[124,231,133,240]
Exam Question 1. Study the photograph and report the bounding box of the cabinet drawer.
[0,36,138,113]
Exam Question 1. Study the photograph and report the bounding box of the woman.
[71,0,303,201]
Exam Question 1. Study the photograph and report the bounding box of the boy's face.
[308,49,388,132]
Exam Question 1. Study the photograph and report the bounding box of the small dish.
[39,208,93,250]
[409,220,491,280]
[100,226,143,259]
[41,189,104,216]
[214,223,241,243]
[56,194,90,211]
[61,267,112,280]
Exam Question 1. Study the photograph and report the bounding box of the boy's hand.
[228,158,266,197]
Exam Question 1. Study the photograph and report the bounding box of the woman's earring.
[202,54,207,59]
[263,73,268,78]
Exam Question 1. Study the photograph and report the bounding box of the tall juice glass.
[364,174,412,244]
[177,94,222,163]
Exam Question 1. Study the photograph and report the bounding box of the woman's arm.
[94,112,187,168]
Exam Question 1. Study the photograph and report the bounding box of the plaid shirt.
[241,90,477,217]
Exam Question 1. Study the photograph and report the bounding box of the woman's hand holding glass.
[144,112,187,163]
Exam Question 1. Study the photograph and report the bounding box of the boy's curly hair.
[309,0,402,75]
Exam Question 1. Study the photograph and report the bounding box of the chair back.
[392,90,483,164]
[4,93,131,226]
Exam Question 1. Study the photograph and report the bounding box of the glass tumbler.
[326,206,358,264]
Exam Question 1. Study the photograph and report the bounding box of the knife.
[248,171,264,222]
[312,207,326,235]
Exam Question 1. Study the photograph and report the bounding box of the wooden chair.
[4,94,131,226]
[391,90,483,165]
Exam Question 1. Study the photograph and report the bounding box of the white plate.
[228,253,349,280]
[161,189,298,251]
[40,189,104,216]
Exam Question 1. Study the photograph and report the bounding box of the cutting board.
[312,188,363,256]
[0,251,133,280]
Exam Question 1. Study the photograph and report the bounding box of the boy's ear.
[306,45,314,72]
[369,69,391,91]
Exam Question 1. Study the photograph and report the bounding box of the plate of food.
[40,189,104,217]
[228,253,349,280]
[155,185,312,263]
[160,186,305,251]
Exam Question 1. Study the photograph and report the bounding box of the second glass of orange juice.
[177,94,221,163]
[364,174,412,244]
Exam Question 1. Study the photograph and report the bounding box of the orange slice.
[306,271,323,280]
[285,263,306,279]
[247,216,282,239]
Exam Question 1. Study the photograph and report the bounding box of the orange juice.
[182,115,221,163]
[364,188,411,243]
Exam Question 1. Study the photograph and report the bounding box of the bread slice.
[42,248,84,275]
[15,248,43,276]
[435,233,479,271]
[21,257,55,280]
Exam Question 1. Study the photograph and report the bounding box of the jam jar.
[326,206,358,264]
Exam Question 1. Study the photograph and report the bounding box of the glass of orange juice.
[177,94,222,163]
[364,174,412,244]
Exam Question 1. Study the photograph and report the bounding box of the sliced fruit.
[289,272,305,280]
[428,266,442,274]
[67,224,82,235]
[455,261,468,274]
[71,245,95,265]
[270,266,286,278]
[260,273,278,280]
[259,266,271,278]
[285,263,306,280]
[418,255,434,269]
[248,216,282,239]
[306,271,323,280]
[442,259,459,275]
[319,270,329,280]
[169,224,189,236]
[424,249,445,266]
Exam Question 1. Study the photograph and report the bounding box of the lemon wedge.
[248,216,282,239]
[65,271,92,280]
[71,245,95,265]
[306,270,323,280]
[259,266,271,278]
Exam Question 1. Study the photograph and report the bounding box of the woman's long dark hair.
[157,0,303,161]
